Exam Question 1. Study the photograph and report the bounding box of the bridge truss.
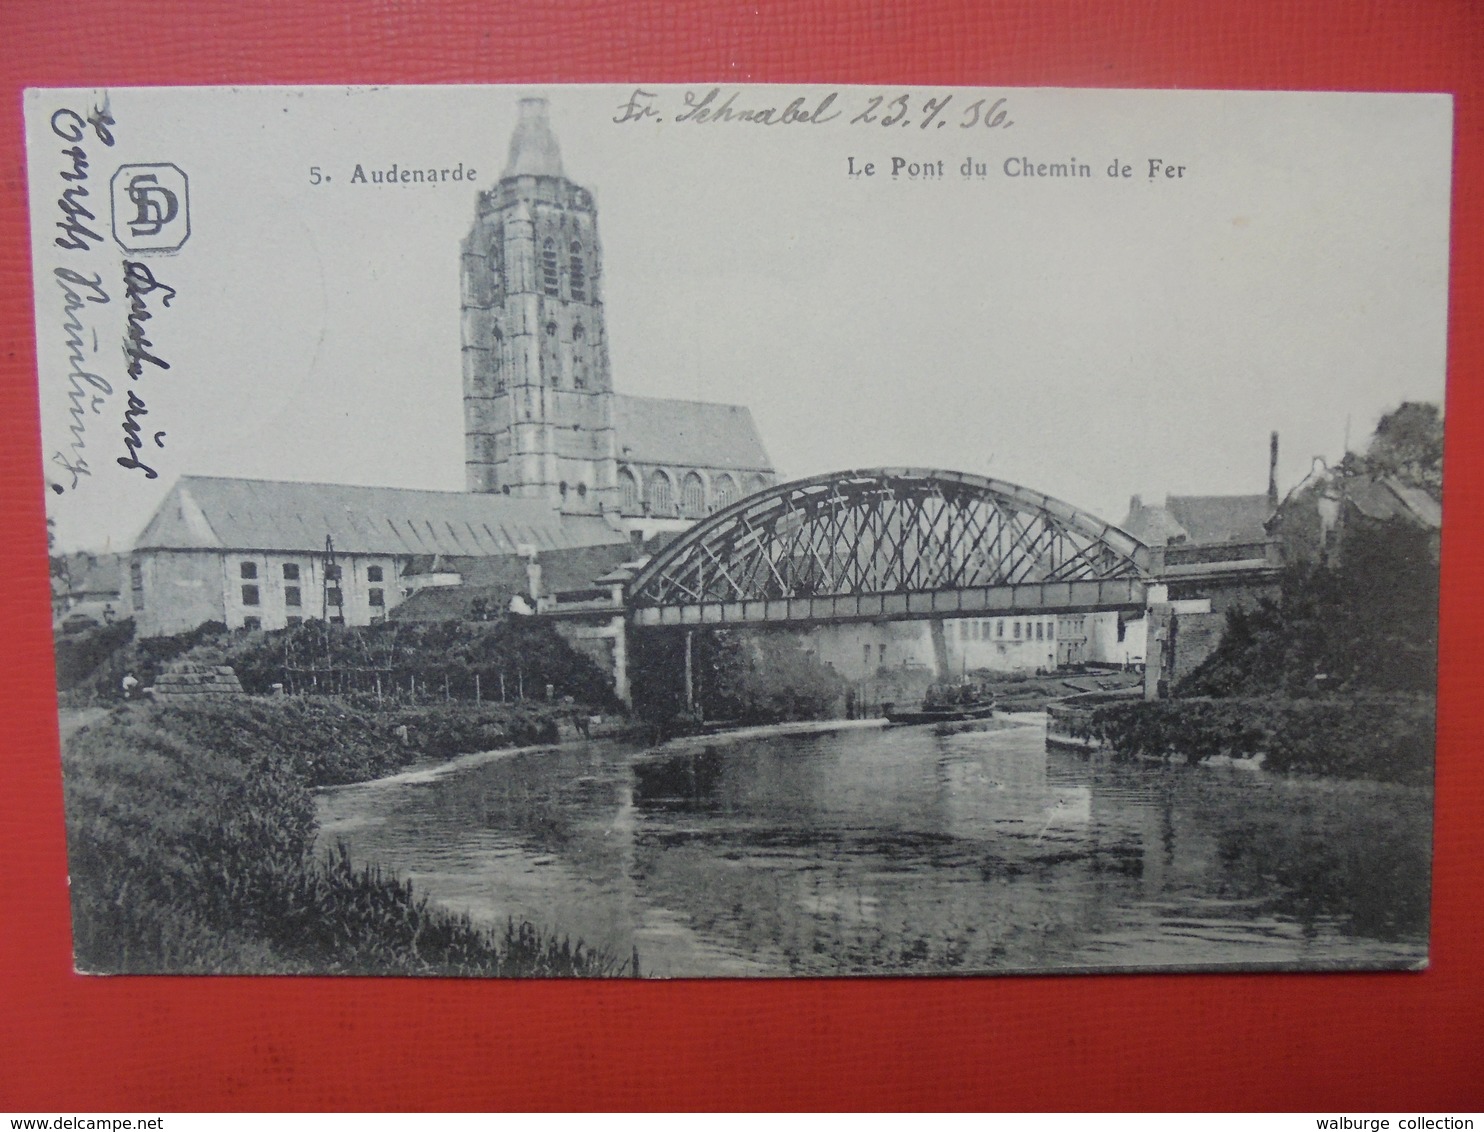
[626,468,1154,628]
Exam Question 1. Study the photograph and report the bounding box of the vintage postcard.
[26,85,1450,976]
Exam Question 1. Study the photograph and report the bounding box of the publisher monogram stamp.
[110,162,189,252]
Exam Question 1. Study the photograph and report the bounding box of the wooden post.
[499,672,506,703]
[475,673,481,703]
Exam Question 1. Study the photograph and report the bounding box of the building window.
[369,588,385,607]
[1048,622,1055,639]
[682,472,706,518]
[285,586,301,608]
[541,237,559,296]
[1035,623,1044,641]
[241,584,260,606]
[324,564,341,582]
[367,566,383,582]
[619,468,641,511]
[960,622,968,640]
[327,588,344,607]
[713,474,737,510]
[1014,621,1021,639]
[286,616,303,627]
[240,562,258,579]
[878,644,886,665]
[283,563,299,581]
[997,620,1005,638]
[243,616,261,631]
[646,470,674,513]
[863,644,871,667]
[569,241,586,301]
[130,559,144,610]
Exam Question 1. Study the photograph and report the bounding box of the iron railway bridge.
[624,468,1162,628]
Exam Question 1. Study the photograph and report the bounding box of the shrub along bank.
[62,698,626,974]
[1081,693,1434,786]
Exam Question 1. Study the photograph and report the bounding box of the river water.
[316,714,1431,976]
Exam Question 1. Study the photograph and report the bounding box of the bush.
[58,619,230,700]
[630,628,845,725]
[63,704,621,975]
[1087,694,1434,785]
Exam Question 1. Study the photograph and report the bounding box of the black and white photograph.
[27,84,1450,977]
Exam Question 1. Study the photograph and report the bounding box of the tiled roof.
[1121,504,1189,546]
[1344,477,1443,529]
[613,394,773,472]
[1164,495,1273,543]
[62,551,124,597]
[133,476,629,556]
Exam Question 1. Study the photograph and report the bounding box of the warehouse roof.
[133,476,629,555]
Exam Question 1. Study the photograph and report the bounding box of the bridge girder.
[626,468,1153,628]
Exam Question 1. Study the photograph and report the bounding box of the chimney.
[1267,431,1280,509]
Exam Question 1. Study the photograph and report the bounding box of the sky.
[26,85,1453,552]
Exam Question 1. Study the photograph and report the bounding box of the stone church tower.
[462,98,617,511]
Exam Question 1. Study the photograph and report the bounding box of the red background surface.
[2,1,1481,1112]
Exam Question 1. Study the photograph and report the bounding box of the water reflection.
[316,716,1430,976]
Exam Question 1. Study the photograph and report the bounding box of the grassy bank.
[1073,693,1434,785]
[63,699,627,975]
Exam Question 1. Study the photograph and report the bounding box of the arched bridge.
[626,468,1156,628]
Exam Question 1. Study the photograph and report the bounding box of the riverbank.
[1056,693,1435,785]
[61,698,629,975]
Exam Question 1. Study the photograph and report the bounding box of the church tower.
[462,97,617,511]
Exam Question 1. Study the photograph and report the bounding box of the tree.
[1350,402,1443,499]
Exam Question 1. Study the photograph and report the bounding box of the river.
[316,714,1431,976]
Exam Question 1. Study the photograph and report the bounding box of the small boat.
[884,679,996,725]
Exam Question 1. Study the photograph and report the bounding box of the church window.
[560,480,569,498]
[491,325,505,392]
[130,559,144,609]
[577,483,588,497]
[682,472,705,518]
[746,473,768,496]
[541,238,559,296]
[646,471,674,514]
[569,241,586,301]
[619,468,640,511]
[713,474,737,509]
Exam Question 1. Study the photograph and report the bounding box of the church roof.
[613,394,773,472]
[501,97,565,179]
[133,476,629,556]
